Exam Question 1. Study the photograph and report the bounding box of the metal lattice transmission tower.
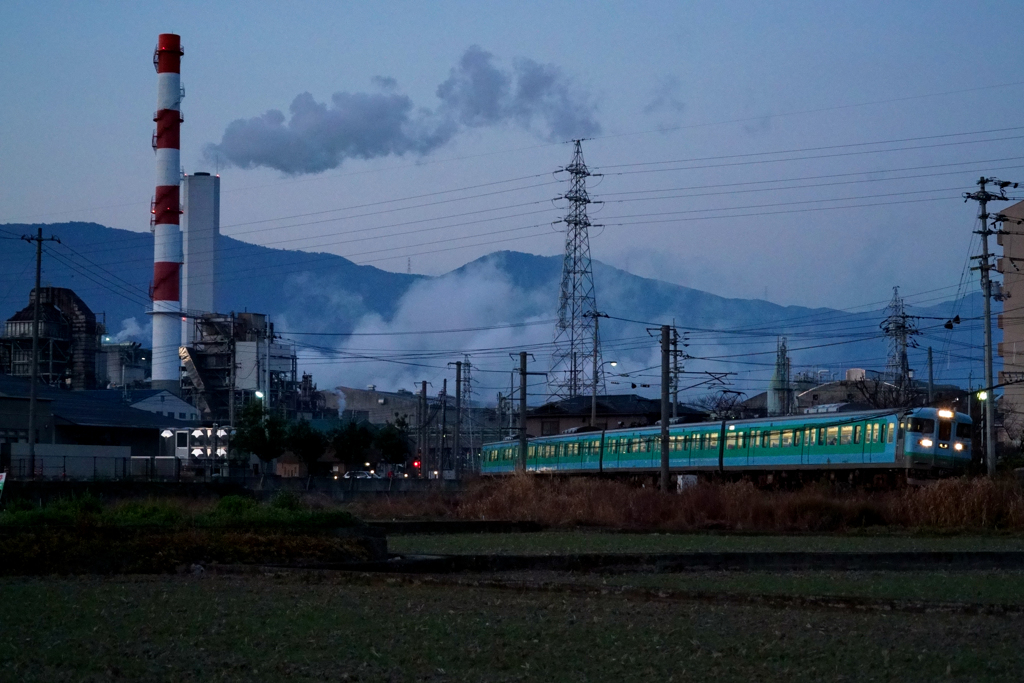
[551,140,604,399]
[881,286,918,383]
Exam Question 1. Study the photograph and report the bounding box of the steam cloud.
[111,316,151,343]
[205,46,600,175]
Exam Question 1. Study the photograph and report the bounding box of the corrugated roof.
[0,375,192,429]
[529,394,705,418]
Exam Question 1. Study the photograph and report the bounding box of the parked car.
[342,471,378,479]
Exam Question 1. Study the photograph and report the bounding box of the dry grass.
[351,475,1024,532]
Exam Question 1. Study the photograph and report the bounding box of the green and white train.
[481,407,973,484]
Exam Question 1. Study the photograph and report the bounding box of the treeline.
[231,402,410,476]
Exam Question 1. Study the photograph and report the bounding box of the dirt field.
[388,530,1024,555]
[2,573,1022,682]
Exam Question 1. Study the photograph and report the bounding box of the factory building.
[997,199,1024,438]
[338,385,502,474]
[0,287,103,390]
[179,312,298,423]
[95,340,150,388]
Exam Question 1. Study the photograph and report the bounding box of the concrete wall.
[9,443,131,479]
[181,173,219,344]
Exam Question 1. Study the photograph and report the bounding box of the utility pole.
[228,313,236,428]
[965,176,1019,476]
[21,228,60,478]
[585,311,608,426]
[452,361,462,479]
[927,347,934,404]
[440,379,448,475]
[496,392,504,442]
[519,353,528,472]
[419,381,427,475]
[660,325,671,492]
[512,352,546,472]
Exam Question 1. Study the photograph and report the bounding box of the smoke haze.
[205,46,600,175]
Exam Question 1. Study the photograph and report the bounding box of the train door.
[894,420,905,465]
[856,422,866,463]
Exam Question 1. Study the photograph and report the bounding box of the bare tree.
[1000,400,1024,458]
[851,377,921,410]
[694,390,746,419]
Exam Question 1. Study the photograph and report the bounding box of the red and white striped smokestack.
[149,33,184,390]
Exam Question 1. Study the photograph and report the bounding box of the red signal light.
[413,460,421,468]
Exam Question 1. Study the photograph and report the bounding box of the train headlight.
[919,438,933,447]
[938,409,954,419]
[954,442,964,451]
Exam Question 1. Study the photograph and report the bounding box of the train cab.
[900,407,972,479]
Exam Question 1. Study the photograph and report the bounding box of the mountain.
[0,222,421,338]
[1,222,987,396]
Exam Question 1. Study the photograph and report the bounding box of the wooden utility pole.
[519,353,528,472]
[660,325,671,492]
[21,228,60,478]
[453,361,462,478]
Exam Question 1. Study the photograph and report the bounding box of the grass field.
[467,569,1024,607]
[2,574,1023,682]
[388,530,1024,555]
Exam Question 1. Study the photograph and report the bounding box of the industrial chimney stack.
[149,33,184,392]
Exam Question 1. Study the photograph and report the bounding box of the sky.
[2,1,1024,400]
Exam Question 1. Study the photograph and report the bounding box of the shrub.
[215,495,258,516]
[270,491,301,511]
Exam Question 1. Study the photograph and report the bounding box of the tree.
[851,377,921,409]
[374,418,411,465]
[287,419,330,488]
[329,421,375,469]
[694,390,745,420]
[232,400,288,482]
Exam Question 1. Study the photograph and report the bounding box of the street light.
[978,391,989,401]
[254,390,264,400]
[592,360,618,426]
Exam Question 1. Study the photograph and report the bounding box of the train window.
[528,445,537,458]
[761,431,769,448]
[938,420,952,442]
[840,426,853,445]
[781,431,793,448]
[887,423,895,443]
[769,431,781,448]
[956,423,972,439]
[726,433,737,450]
[793,430,802,447]
[816,428,824,446]
[907,418,935,434]
[738,432,746,448]
[708,432,719,449]
[826,427,839,446]
[853,425,861,445]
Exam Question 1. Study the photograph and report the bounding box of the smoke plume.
[205,46,600,175]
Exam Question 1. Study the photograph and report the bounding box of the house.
[526,394,707,437]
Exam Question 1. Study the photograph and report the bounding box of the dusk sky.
[3,1,1024,310]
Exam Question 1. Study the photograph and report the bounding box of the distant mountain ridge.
[0,222,987,390]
